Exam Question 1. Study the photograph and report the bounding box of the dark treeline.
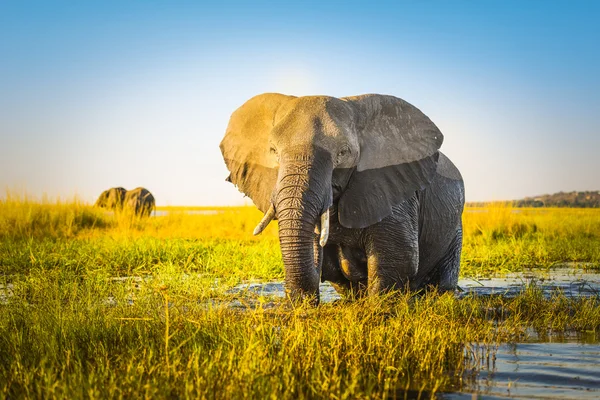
[468,191,600,208]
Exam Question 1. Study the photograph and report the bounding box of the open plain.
[1,197,600,398]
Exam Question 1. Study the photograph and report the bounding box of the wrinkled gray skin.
[221,93,464,303]
[95,187,155,217]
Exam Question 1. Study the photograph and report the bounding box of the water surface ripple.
[228,268,600,399]
[445,342,600,399]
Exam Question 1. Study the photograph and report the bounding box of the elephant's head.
[95,187,127,210]
[220,94,443,301]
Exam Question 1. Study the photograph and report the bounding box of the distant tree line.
[468,191,600,208]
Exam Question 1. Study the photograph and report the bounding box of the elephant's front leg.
[365,200,420,295]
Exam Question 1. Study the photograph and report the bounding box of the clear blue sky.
[1,1,599,205]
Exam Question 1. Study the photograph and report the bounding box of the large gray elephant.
[220,93,464,303]
[95,187,155,217]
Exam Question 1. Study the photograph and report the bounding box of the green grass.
[461,205,600,275]
[1,196,600,398]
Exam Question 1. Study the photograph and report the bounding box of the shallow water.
[458,267,600,298]
[444,341,600,399]
[227,281,342,303]
[228,267,600,302]
[0,283,14,305]
[228,269,600,399]
[7,269,597,398]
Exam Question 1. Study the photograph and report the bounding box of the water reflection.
[445,341,600,399]
[93,270,600,398]
[227,268,600,304]
[228,270,600,399]
[458,268,600,298]
[227,281,341,304]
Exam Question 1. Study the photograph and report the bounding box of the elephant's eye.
[269,146,277,155]
[337,147,350,158]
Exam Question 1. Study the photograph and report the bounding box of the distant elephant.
[95,187,155,217]
[221,93,464,303]
[95,187,127,210]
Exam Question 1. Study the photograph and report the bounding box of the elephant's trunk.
[275,147,333,303]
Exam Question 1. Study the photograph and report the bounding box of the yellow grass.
[1,195,599,397]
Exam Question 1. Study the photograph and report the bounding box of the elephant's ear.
[338,94,443,228]
[220,93,296,213]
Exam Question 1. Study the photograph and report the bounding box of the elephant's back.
[125,187,153,200]
[436,152,463,183]
[420,152,464,228]
[430,152,465,213]
[416,152,465,273]
[125,187,145,197]
[124,187,155,213]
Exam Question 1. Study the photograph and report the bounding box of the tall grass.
[0,193,107,239]
[2,273,599,398]
[1,195,600,397]
[2,196,599,276]
[462,204,600,275]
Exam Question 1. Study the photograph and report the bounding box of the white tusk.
[319,209,330,247]
[253,204,276,235]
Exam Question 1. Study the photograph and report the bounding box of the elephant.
[220,93,464,303]
[94,187,127,210]
[95,187,155,217]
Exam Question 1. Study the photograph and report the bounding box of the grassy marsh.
[1,197,600,398]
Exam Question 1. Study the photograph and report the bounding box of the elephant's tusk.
[253,204,276,235]
[319,209,330,247]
